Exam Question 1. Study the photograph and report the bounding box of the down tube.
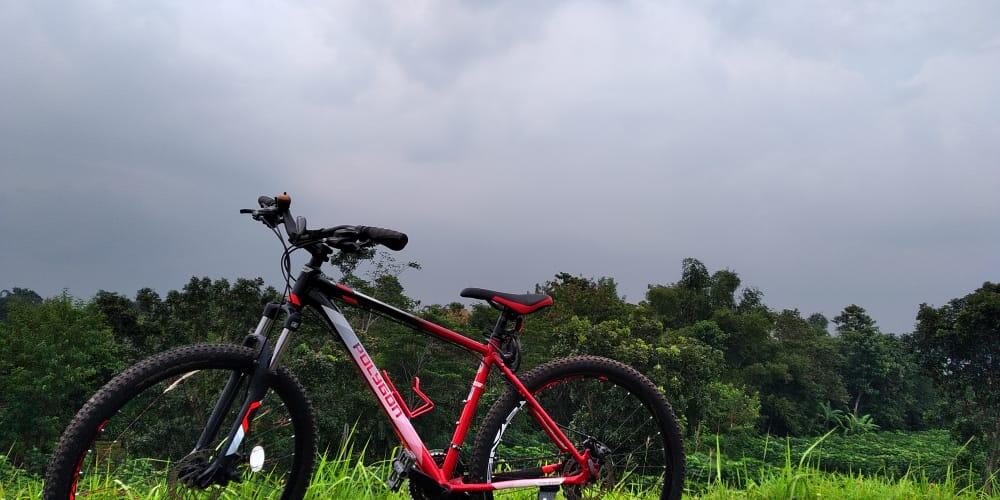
[319,303,441,480]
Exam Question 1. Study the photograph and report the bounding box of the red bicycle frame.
[186,197,596,493]
[299,278,592,493]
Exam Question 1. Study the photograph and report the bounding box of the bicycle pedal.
[386,449,415,491]
[537,485,559,500]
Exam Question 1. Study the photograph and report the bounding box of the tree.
[677,320,729,352]
[0,294,121,471]
[710,306,773,370]
[92,290,148,361]
[912,283,1000,487]
[538,273,630,325]
[736,287,765,314]
[651,333,725,437]
[0,287,42,322]
[743,310,846,435]
[703,382,760,435]
[807,313,829,333]
[709,269,741,310]
[833,305,899,418]
[646,258,716,328]
[833,304,876,334]
[679,258,711,292]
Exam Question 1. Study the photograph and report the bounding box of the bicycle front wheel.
[469,356,685,499]
[43,344,316,500]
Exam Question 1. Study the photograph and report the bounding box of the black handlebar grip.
[358,226,408,251]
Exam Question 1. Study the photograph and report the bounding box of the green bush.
[702,382,761,435]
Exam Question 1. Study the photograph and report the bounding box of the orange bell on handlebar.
[275,192,291,209]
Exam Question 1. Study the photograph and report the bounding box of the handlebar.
[357,226,408,251]
[240,192,408,253]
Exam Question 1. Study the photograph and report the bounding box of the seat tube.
[443,356,493,478]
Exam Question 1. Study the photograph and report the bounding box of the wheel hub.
[560,438,614,500]
[169,450,241,493]
[583,437,612,462]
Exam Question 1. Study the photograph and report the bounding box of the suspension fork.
[193,303,280,450]
[189,302,302,485]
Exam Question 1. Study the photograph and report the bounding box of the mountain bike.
[44,193,685,499]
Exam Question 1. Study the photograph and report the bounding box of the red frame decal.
[242,401,262,431]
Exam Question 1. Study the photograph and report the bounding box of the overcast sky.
[2,1,998,334]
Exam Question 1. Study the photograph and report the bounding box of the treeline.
[0,256,996,480]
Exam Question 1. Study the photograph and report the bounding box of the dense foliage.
[911,283,1000,485]
[1,256,996,488]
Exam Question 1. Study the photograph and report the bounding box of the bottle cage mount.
[382,372,435,419]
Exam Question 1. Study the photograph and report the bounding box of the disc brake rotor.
[166,449,222,500]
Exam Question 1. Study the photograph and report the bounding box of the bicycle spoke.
[488,371,673,499]
[68,364,303,499]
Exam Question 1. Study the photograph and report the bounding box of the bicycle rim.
[487,375,670,499]
[69,367,299,499]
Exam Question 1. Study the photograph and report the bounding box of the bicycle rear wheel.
[43,344,316,500]
[469,356,684,499]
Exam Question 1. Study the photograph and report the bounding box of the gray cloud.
[2,0,998,333]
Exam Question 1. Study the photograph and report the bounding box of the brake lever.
[324,236,369,253]
[240,207,279,216]
[240,207,281,229]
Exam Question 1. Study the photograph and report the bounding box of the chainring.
[408,450,469,500]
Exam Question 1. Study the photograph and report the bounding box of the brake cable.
[271,226,297,298]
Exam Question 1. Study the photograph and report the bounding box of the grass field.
[2,431,997,499]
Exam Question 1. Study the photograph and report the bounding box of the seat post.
[489,311,518,341]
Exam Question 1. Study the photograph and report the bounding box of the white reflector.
[249,445,265,472]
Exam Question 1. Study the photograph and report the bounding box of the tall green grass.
[687,429,989,491]
[691,431,998,499]
[2,432,997,499]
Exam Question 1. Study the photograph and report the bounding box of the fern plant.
[817,401,846,430]
[841,413,880,435]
